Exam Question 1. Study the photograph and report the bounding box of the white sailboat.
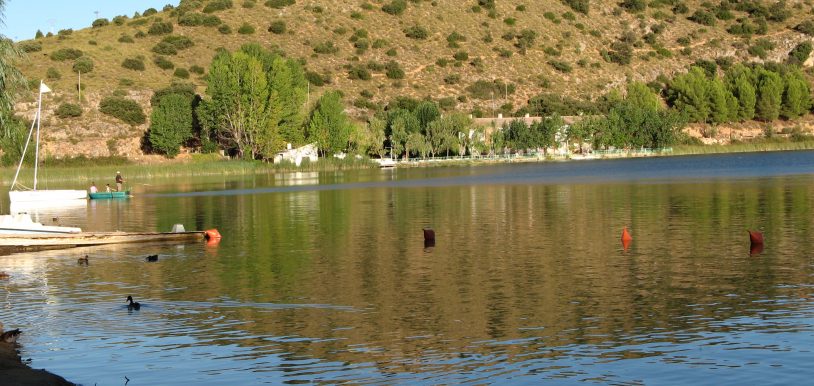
[8,81,87,203]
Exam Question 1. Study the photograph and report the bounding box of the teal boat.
[89,191,131,199]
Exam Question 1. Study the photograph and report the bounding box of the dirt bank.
[0,341,74,386]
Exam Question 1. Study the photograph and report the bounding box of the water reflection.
[2,152,814,384]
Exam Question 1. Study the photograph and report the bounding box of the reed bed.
[672,140,814,155]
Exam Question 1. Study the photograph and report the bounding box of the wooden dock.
[0,231,207,248]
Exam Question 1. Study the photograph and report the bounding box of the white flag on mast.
[39,81,52,94]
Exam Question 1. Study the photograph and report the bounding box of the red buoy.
[205,229,222,240]
[423,228,435,242]
[621,227,632,242]
[748,230,763,245]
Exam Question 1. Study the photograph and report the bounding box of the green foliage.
[218,24,232,34]
[18,41,42,53]
[788,42,812,65]
[143,7,158,16]
[92,18,110,28]
[264,0,294,8]
[46,67,61,80]
[688,9,716,26]
[190,65,205,74]
[99,96,146,125]
[780,69,812,120]
[151,82,197,106]
[112,15,128,25]
[561,0,588,14]
[748,39,775,59]
[174,68,190,78]
[72,56,94,73]
[268,20,286,34]
[754,68,784,121]
[307,91,351,154]
[404,25,429,39]
[148,21,174,35]
[466,79,515,100]
[347,64,372,80]
[178,12,222,26]
[453,51,469,61]
[50,48,83,61]
[620,0,646,13]
[35,30,44,39]
[149,93,193,157]
[237,22,256,34]
[121,57,146,71]
[0,117,34,167]
[385,61,405,79]
[154,56,175,70]
[313,41,339,54]
[794,20,814,36]
[203,0,233,13]
[667,67,710,122]
[726,65,756,121]
[382,0,407,15]
[548,60,572,73]
[55,102,82,118]
[118,34,135,43]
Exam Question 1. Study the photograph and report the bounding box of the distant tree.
[754,68,784,121]
[780,69,812,119]
[413,101,440,133]
[72,56,94,73]
[405,132,428,160]
[149,93,193,157]
[625,82,661,112]
[426,114,463,157]
[350,117,385,156]
[726,65,757,121]
[667,66,710,122]
[55,102,82,118]
[35,29,44,39]
[707,78,734,124]
[306,91,351,155]
[534,114,563,154]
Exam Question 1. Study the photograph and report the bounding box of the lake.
[2,151,814,385]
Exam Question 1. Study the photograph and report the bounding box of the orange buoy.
[621,227,632,242]
[205,229,222,240]
[747,230,763,245]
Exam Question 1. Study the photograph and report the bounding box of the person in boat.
[105,184,112,192]
[115,171,125,191]
[89,182,98,193]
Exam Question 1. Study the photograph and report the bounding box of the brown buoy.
[748,230,763,245]
[423,228,435,242]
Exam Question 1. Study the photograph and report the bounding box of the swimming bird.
[146,254,158,262]
[1,328,22,343]
[0,272,8,279]
[78,255,89,265]
[126,296,141,310]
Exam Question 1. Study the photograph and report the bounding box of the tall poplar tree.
[306,91,351,155]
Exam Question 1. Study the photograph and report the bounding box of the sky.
[1,0,179,41]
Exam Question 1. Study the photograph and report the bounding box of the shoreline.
[3,140,814,183]
[0,341,74,386]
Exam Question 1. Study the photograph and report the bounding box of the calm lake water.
[2,151,814,385]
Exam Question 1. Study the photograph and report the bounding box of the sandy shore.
[0,341,74,386]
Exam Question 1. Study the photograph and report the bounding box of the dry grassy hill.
[10,0,814,159]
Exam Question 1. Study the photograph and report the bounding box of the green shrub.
[57,28,73,37]
[313,41,339,54]
[122,57,146,71]
[46,67,61,80]
[504,17,516,25]
[149,93,193,157]
[404,25,428,39]
[264,0,294,8]
[788,42,812,65]
[794,20,814,36]
[190,65,205,74]
[548,60,572,73]
[178,13,222,26]
[119,78,134,87]
[237,22,255,34]
[118,34,135,43]
[351,11,363,19]
[50,48,83,61]
[148,21,174,35]
[444,74,461,84]
[73,56,94,73]
[162,35,195,50]
[382,0,407,15]
[688,9,716,26]
[347,65,371,80]
[154,56,175,70]
[143,7,158,16]
[203,0,233,13]
[174,68,190,78]
[152,41,178,55]
[99,96,146,125]
[55,103,82,118]
[242,0,256,8]
[218,24,232,34]
[386,48,397,56]
[453,51,469,61]
[113,15,128,25]
[562,0,589,14]
[92,18,110,28]
[18,41,42,53]
[385,61,405,79]
[466,79,515,99]
[268,20,286,34]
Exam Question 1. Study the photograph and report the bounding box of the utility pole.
[77,71,81,104]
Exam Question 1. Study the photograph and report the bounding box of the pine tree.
[754,68,784,121]
[707,78,732,124]
[780,69,812,119]
[667,67,710,122]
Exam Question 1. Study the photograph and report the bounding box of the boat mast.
[33,80,45,191]
[9,101,38,190]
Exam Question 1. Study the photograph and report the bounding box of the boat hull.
[89,191,131,199]
[9,190,88,202]
[0,231,207,247]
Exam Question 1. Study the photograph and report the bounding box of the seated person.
[89,182,98,193]
[105,184,112,192]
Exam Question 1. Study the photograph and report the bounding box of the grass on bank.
[1,154,377,184]
[672,138,814,155]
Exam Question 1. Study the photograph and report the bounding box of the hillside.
[9,0,814,159]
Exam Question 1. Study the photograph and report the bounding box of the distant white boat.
[375,158,396,168]
[8,81,87,203]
